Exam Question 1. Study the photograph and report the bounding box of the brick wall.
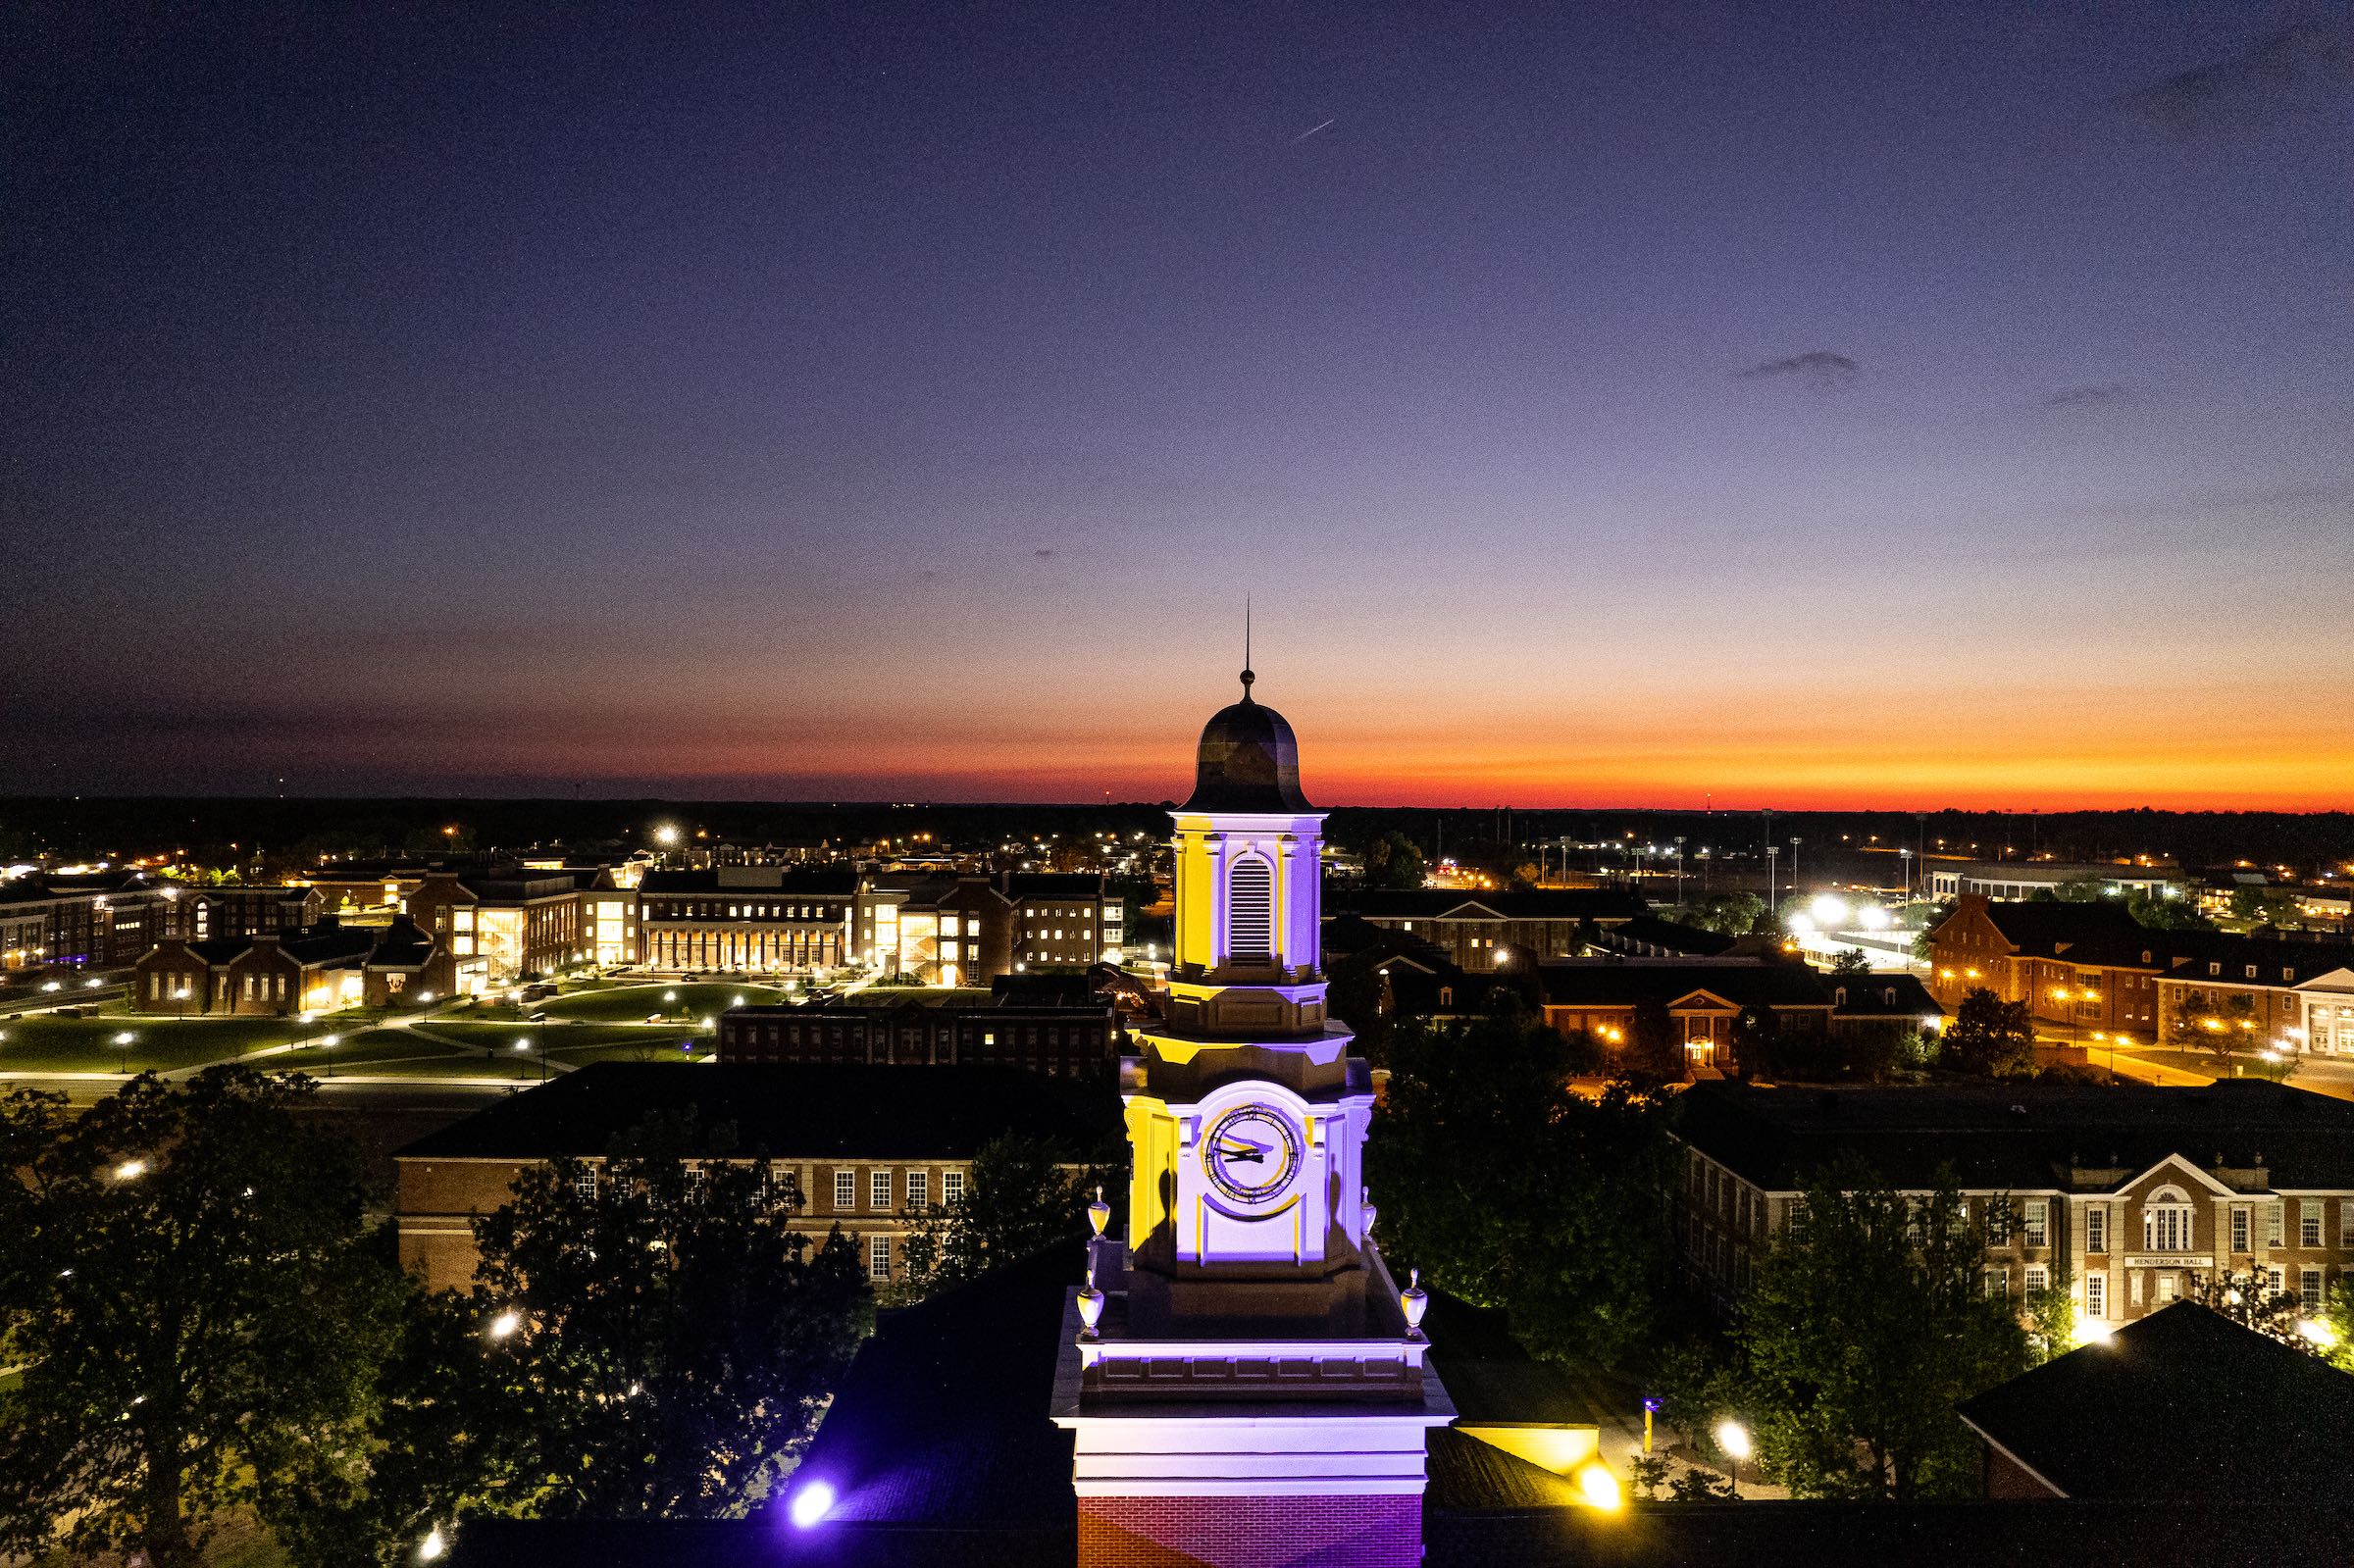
[1076,1493,1420,1568]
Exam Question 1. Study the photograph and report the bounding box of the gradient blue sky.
[5,2,2350,807]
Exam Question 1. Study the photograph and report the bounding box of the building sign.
[2122,1255,2214,1269]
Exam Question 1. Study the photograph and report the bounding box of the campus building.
[390,1062,1117,1292]
[1670,1080,2354,1327]
[636,867,855,975]
[408,870,595,995]
[1330,887,1647,972]
[717,982,1120,1078]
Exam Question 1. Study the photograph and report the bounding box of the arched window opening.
[1227,855,1275,963]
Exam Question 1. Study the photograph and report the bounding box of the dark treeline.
[1,797,2349,877]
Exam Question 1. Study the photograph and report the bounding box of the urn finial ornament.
[1402,1267,1429,1339]
[1088,1185,1111,1239]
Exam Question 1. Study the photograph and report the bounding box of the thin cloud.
[1734,351,1860,391]
[2114,19,2351,138]
[1033,548,1054,558]
[2044,383,2130,409]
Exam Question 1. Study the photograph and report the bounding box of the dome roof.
[1181,670,1314,813]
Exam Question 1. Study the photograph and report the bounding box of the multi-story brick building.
[858,874,1012,986]
[173,884,321,941]
[718,981,1121,1078]
[637,867,855,975]
[1329,887,1647,973]
[0,871,176,971]
[407,870,592,995]
[1671,1080,2354,1329]
[132,917,384,1015]
[1927,894,2354,1053]
[391,1062,1118,1291]
[1004,872,1124,970]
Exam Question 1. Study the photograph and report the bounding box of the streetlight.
[321,1034,339,1080]
[114,1030,135,1075]
[486,1309,522,1340]
[113,1158,148,1182]
[1714,1419,1752,1498]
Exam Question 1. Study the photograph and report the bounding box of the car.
[646,1012,664,1024]
[526,1010,549,1023]
[55,1006,85,1018]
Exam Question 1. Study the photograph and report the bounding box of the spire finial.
[1241,599,1254,701]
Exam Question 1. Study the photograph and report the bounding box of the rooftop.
[394,1063,1121,1163]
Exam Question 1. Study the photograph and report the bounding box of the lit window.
[2085,1274,2106,1318]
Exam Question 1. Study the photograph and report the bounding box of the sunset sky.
[5,4,2350,810]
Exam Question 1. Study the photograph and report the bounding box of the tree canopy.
[1364,997,1673,1367]
[1942,987,2036,1078]
[1363,830,1428,890]
[0,1070,404,1568]
[1728,1164,2032,1500]
[896,1133,1114,1300]
[286,1114,873,1564]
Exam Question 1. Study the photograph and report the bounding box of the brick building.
[0,871,175,971]
[1330,887,1647,972]
[636,867,855,975]
[407,870,591,995]
[132,917,384,1016]
[718,980,1121,1078]
[391,1062,1118,1291]
[1004,872,1124,970]
[1671,1079,2354,1328]
[1927,894,2354,1053]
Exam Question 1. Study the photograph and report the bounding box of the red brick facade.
[1076,1494,1420,1568]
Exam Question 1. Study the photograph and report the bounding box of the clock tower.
[1052,667,1451,1568]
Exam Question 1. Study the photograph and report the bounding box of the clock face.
[1203,1103,1304,1205]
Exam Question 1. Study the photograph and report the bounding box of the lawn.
[2127,1046,2290,1083]
[0,1016,311,1075]
[532,982,792,1023]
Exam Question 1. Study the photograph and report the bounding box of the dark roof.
[1973,898,2149,958]
[1825,972,1940,1017]
[639,869,860,895]
[394,1063,1120,1162]
[988,972,1104,1008]
[366,916,435,968]
[2153,930,2354,986]
[1672,1078,2354,1192]
[1957,1302,2354,1499]
[0,872,153,905]
[788,1241,1086,1533]
[1180,675,1313,813]
[1002,873,1106,899]
[1591,915,1738,958]
[277,923,378,965]
[1340,888,1650,922]
[1535,959,1832,1011]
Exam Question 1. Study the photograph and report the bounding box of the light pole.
[1899,848,1914,903]
[1789,836,1802,892]
[1714,1419,1751,1498]
[321,1033,339,1080]
[1766,845,1779,912]
[1675,837,1687,906]
[114,1030,135,1076]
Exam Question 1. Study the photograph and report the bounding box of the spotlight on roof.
[788,1479,837,1529]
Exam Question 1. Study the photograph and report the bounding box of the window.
[2301,1201,2324,1248]
[2268,1201,2284,1246]
[1227,856,1274,962]
[2024,1199,2048,1247]
[686,1164,707,1202]
[2142,1192,2192,1252]
[2342,1200,2354,1248]
[2269,1266,2285,1295]
[834,1170,855,1209]
[943,1170,965,1205]
[2085,1274,2107,1319]
[2301,1268,2324,1312]
[2156,1272,2178,1303]
[907,1170,929,1208]
[575,1167,598,1200]
[2128,1271,2143,1307]
[1983,1268,2009,1299]
[2025,1264,2049,1295]
[2086,1204,2108,1254]
[869,1236,892,1280]
[2231,1205,2250,1254]
[871,1169,893,1209]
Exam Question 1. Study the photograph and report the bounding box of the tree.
[1731,1164,2031,1500]
[303,1113,872,1559]
[1730,1003,1787,1080]
[2053,877,2107,903]
[1364,831,1427,890]
[2187,1263,2307,1347]
[1909,899,1957,962]
[0,1071,404,1568]
[2175,989,2259,1062]
[1942,988,2036,1078]
[1365,996,1674,1367]
[1828,947,1870,975]
[1624,997,1683,1083]
[896,1134,1115,1300]
[2125,885,2213,932]
[1684,892,1765,936]
[2226,885,2300,926]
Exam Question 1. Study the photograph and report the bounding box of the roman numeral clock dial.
[1203,1104,1303,1206]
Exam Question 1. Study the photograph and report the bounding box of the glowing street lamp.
[788,1480,837,1529]
[113,1158,148,1182]
[114,1030,135,1075]
[486,1309,522,1340]
[1714,1419,1752,1497]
